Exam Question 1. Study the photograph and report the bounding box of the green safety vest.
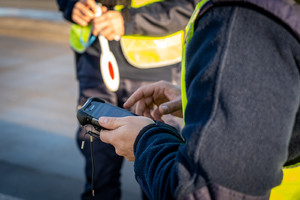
[69,0,184,69]
[181,1,300,199]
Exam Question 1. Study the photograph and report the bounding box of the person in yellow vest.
[56,0,196,199]
[95,0,300,199]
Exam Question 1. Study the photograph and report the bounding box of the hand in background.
[92,9,125,40]
[124,81,183,122]
[72,0,98,26]
[99,116,154,161]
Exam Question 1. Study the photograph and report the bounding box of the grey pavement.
[0,1,141,200]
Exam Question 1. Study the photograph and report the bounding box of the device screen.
[85,101,135,119]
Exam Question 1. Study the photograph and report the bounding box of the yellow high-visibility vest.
[269,165,300,200]
[69,0,184,69]
[182,1,300,199]
[69,23,93,53]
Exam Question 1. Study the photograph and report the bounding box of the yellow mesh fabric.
[131,0,162,7]
[69,24,93,53]
[270,165,300,200]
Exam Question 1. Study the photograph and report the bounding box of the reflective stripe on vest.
[120,0,183,68]
[69,0,183,68]
[181,1,300,198]
[120,31,183,68]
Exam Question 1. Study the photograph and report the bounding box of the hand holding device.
[77,97,136,138]
[77,97,136,196]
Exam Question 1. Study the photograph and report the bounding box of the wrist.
[133,121,181,153]
[134,122,157,153]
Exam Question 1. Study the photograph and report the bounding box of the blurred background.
[0,0,141,199]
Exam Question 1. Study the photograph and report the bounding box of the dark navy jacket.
[134,1,300,200]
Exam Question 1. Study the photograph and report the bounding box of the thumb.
[98,117,122,144]
[98,117,123,130]
[159,98,182,115]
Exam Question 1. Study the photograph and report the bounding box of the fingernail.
[161,105,168,113]
[99,117,107,124]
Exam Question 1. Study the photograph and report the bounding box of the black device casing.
[77,97,136,130]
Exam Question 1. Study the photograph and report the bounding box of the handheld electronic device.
[77,97,136,138]
[77,97,136,196]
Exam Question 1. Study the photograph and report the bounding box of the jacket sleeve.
[56,0,78,23]
[134,121,184,200]
[123,0,197,36]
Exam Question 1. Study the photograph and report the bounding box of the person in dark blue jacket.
[96,0,300,199]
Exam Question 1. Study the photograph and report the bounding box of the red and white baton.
[96,6,120,92]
